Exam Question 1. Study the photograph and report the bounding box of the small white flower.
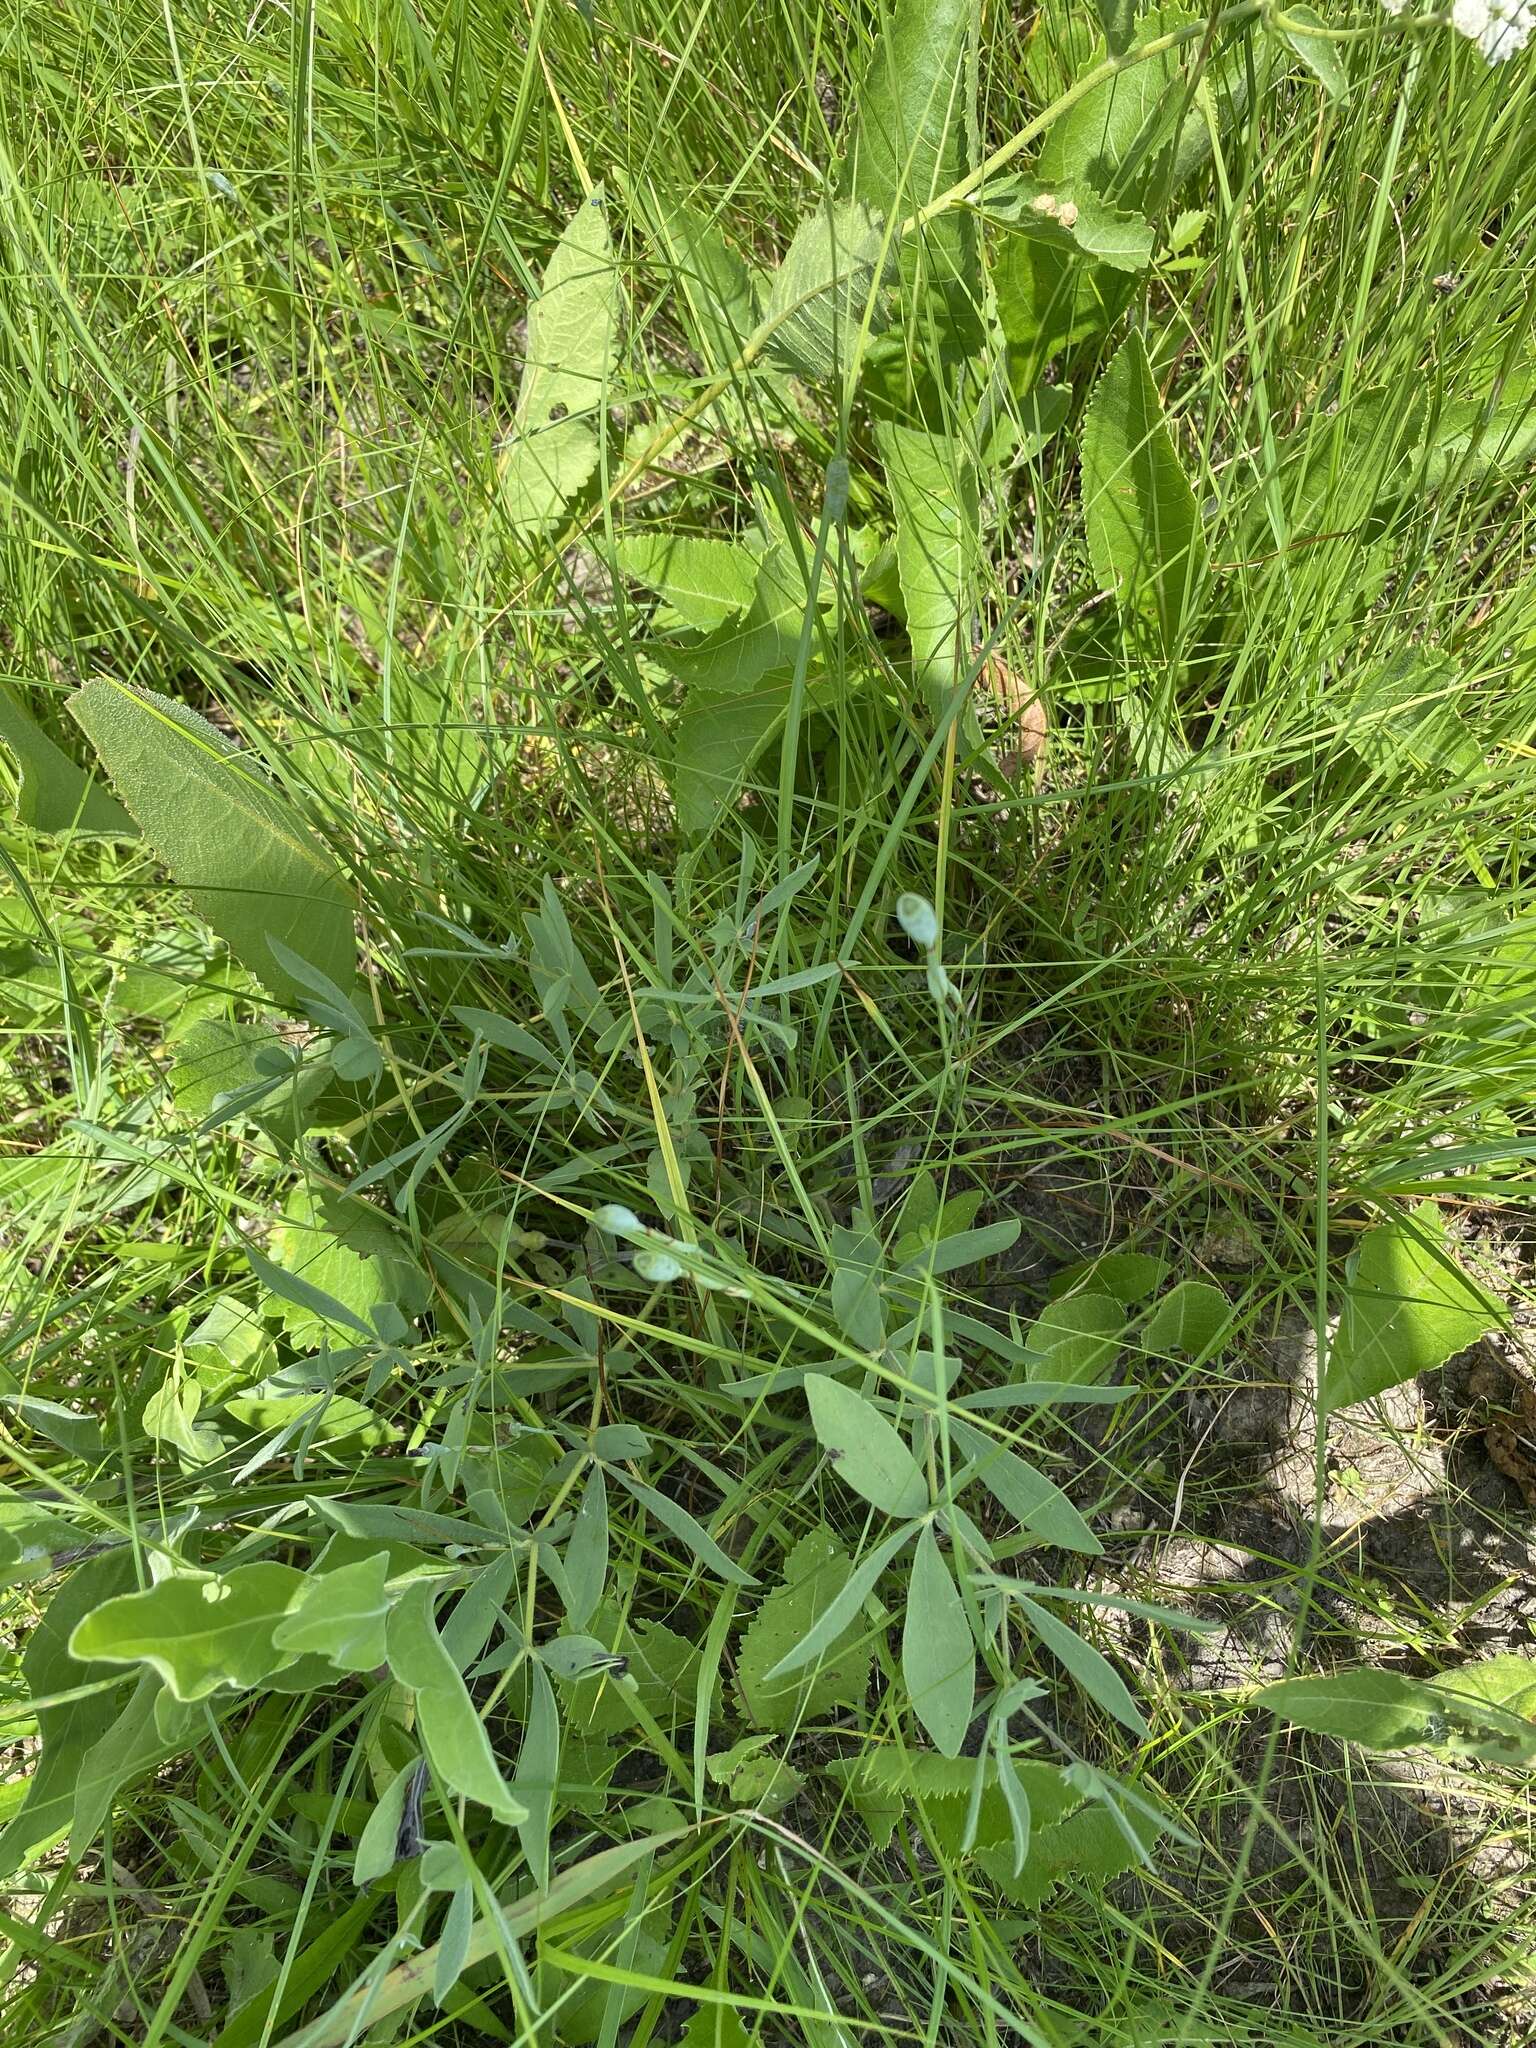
[1384,0,1535,60]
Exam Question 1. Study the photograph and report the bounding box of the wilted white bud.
[634,1247,685,1284]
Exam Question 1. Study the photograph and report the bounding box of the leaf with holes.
[517,187,621,430]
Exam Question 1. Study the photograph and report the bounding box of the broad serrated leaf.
[877,420,980,712]
[1038,6,1196,209]
[669,682,783,835]
[265,1184,418,1347]
[643,190,760,372]
[0,685,136,835]
[664,549,819,828]
[1322,1207,1499,1413]
[827,1747,1077,1854]
[1343,654,1483,782]
[842,0,980,343]
[975,1787,1164,1905]
[736,1528,873,1731]
[762,201,892,380]
[517,187,620,429]
[1080,330,1208,655]
[501,418,600,539]
[615,534,758,631]
[806,1376,928,1517]
[69,1563,306,1703]
[68,679,354,1007]
[903,1524,975,1755]
[764,1520,916,1680]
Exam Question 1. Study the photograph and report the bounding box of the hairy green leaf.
[1256,1662,1536,1762]
[0,685,135,835]
[69,679,355,1007]
[1080,330,1209,655]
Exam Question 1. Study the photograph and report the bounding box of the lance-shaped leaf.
[877,420,980,713]
[843,0,980,343]
[1080,331,1208,656]
[806,1375,928,1517]
[69,679,355,1007]
[762,201,893,381]
[903,1523,975,1755]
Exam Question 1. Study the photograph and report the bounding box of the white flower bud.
[896,893,939,950]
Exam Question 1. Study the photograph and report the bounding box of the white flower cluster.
[1381,0,1536,62]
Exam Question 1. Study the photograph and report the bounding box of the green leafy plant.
[5,0,1536,2042]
